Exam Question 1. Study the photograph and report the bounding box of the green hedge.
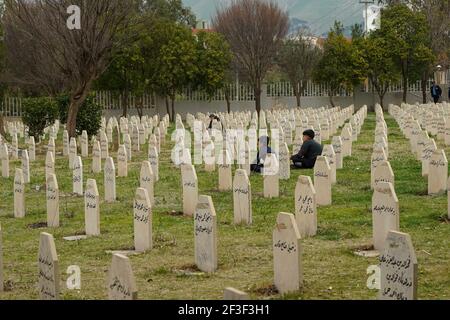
[22,97,58,142]
[57,94,102,137]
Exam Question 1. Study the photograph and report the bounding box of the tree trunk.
[293,82,301,108]
[0,113,5,137]
[136,96,143,119]
[402,61,408,103]
[122,71,129,118]
[329,95,335,108]
[122,88,129,118]
[67,86,92,138]
[254,83,262,115]
[170,94,175,123]
[421,71,428,104]
[224,88,231,113]
[165,96,170,121]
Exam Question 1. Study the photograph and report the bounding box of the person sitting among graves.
[290,129,323,169]
[250,135,272,174]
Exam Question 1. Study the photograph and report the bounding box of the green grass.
[0,112,449,300]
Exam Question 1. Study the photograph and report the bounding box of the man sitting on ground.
[250,136,272,174]
[291,129,323,169]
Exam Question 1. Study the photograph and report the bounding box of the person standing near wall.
[430,81,442,104]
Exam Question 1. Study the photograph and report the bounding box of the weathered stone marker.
[322,144,336,184]
[314,156,332,206]
[46,174,60,228]
[428,149,448,195]
[38,232,60,300]
[92,141,102,174]
[263,153,279,198]
[373,160,395,189]
[148,146,159,182]
[107,254,138,300]
[21,149,30,184]
[85,179,100,236]
[295,175,317,237]
[14,168,25,218]
[117,145,128,177]
[134,188,152,253]
[372,182,399,251]
[218,149,232,191]
[233,169,252,225]
[1,143,9,178]
[379,231,418,300]
[331,136,344,169]
[104,157,116,202]
[140,161,155,206]
[194,195,218,273]
[72,156,83,196]
[273,212,302,295]
[223,287,249,300]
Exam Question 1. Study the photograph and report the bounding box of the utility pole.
[359,0,375,36]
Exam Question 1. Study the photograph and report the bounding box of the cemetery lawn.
[0,112,449,300]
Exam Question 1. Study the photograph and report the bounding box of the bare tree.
[212,0,289,114]
[277,30,322,108]
[3,0,135,137]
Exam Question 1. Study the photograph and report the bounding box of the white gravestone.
[46,174,60,228]
[181,164,198,217]
[278,142,290,180]
[117,145,128,177]
[223,287,249,300]
[371,148,388,189]
[63,130,69,157]
[331,136,343,169]
[134,188,153,252]
[124,134,132,161]
[218,149,232,191]
[29,136,36,161]
[69,137,77,169]
[372,182,399,251]
[263,153,280,198]
[38,232,60,300]
[314,156,332,206]
[194,195,218,273]
[14,168,25,218]
[92,141,102,174]
[72,156,83,196]
[322,144,337,184]
[108,254,138,300]
[148,146,159,182]
[373,160,395,189]
[233,169,252,225]
[428,149,448,195]
[273,212,302,295]
[85,179,100,236]
[379,231,418,300]
[140,161,155,207]
[1,144,9,178]
[21,149,30,184]
[100,131,109,160]
[81,130,89,157]
[104,157,116,202]
[295,176,317,237]
[47,138,56,160]
[45,151,55,180]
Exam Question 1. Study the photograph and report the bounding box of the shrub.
[57,94,102,137]
[22,97,58,142]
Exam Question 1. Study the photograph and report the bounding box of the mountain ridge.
[183,0,365,36]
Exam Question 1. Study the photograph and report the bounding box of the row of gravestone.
[389,104,449,198]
